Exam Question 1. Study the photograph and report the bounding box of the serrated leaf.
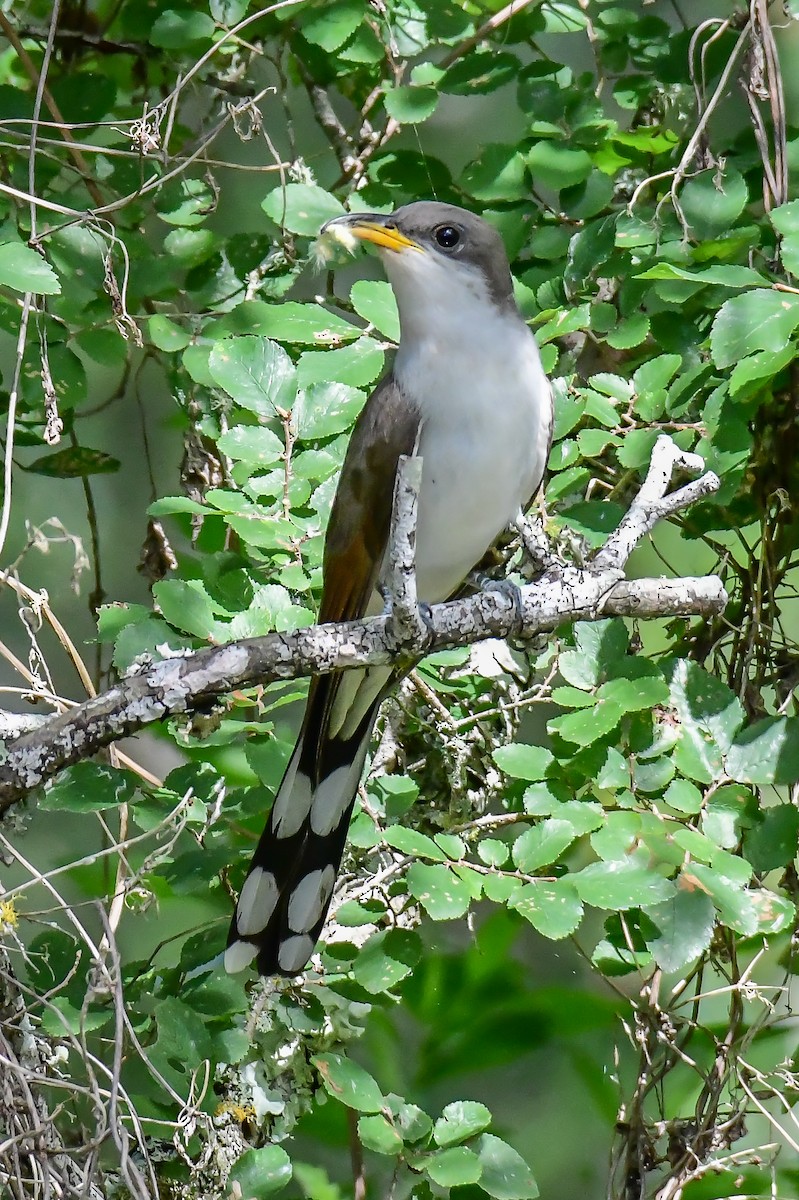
[571,860,674,909]
[383,826,447,861]
[434,1100,492,1147]
[558,620,628,689]
[711,290,799,369]
[475,1134,539,1200]
[512,819,576,872]
[383,84,438,124]
[725,717,799,786]
[209,335,296,416]
[352,929,421,994]
[680,166,748,239]
[509,879,583,939]
[646,889,715,973]
[349,280,400,341]
[294,381,365,440]
[0,241,61,294]
[493,743,554,781]
[406,863,473,919]
[680,865,758,936]
[527,142,592,190]
[217,425,284,466]
[729,343,796,395]
[670,660,744,784]
[385,1095,433,1144]
[357,1114,403,1155]
[153,579,220,639]
[300,0,363,50]
[262,183,344,236]
[425,1146,482,1187]
[312,1053,383,1113]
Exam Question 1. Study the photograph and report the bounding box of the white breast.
[388,253,552,603]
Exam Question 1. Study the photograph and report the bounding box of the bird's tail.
[225,669,387,976]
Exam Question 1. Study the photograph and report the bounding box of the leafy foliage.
[1,3,799,1200]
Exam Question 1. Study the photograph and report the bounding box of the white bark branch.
[0,437,726,807]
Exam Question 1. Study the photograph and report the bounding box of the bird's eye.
[434,225,460,249]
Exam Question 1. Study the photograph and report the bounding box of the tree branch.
[0,437,725,807]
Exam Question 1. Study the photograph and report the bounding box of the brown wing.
[319,371,421,625]
[300,371,421,757]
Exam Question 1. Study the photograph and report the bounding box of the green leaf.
[148,314,191,351]
[729,344,796,396]
[231,301,358,346]
[383,826,447,861]
[209,336,296,416]
[433,1100,492,1148]
[312,1053,384,1113]
[745,805,799,872]
[527,142,592,190]
[406,863,473,919]
[349,280,400,341]
[571,860,674,909]
[228,1146,292,1198]
[357,1114,403,1155]
[153,579,220,639]
[383,85,438,124]
[770,198,799,273]
[726,717,799,786]
[711,290,799,369]
[0,241,61,294]
[27,447,119,477]
[680,166,748,240]
[646,889,715,973]
[493,743,554,781]
[478,838,510,867]
[295,382,365,440]
[635,263,767,288]
[509,879,583,939]
[150,8,214,47]
[385,1095,433,1144]
[461,145,528,203]
[681,865,757,936]
[262,184,344,236]
[42,763,136,812]
[512,819,576,872]
[297,338,385,388]
[442,50,520,94]
[425,1146,482,1187]
[217,425,284,466]
[669,660,745,784]
[558,620,628,689]
[475,1134,539,1200]
[352,929,421,994]
[663,779,703,814]
[548,699,625,747]
[300,0,363,50]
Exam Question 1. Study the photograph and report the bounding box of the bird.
[225,201,553,977]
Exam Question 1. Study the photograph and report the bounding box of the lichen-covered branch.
[0,437,726,807]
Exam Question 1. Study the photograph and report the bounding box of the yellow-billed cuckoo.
[226,201,553,977]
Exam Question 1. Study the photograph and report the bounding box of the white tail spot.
[287,865,336,933]
[278,933,315,974]
[236,867,279,936]
[224,939,258,974]
[272,765,313,840]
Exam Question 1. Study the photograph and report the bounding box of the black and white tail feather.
[225,671,389,976]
